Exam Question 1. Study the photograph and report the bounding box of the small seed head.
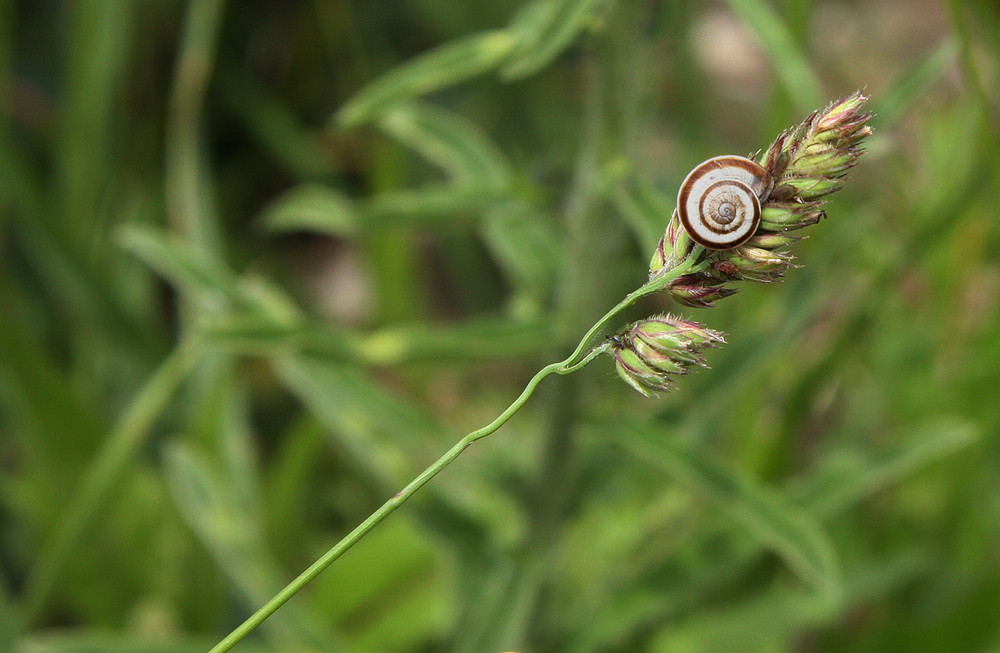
[610,315,725,396]
[668,274,738,308]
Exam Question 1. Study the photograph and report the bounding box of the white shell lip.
[677,155,771,250]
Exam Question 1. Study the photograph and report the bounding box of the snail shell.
[677,155,773,250]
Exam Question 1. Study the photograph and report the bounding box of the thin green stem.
[210,257,698,652]
[209,360,560,653]
[559,255,698,371]
[559,344,609,374]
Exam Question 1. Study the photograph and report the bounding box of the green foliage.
[617,419,842,599]
[2,1,1000,652]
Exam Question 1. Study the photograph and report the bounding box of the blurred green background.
[2,0,999,651]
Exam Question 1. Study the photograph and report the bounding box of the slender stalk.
[208,258,697,652]
[561,255,698,368]
[209,360,558,653]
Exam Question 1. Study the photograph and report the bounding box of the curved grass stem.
[209,257,697,652]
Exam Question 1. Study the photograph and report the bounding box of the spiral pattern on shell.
[677,155,773,250]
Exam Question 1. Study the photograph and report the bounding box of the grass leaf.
[119,225,300,320]
[274,356,447,480]
[379,103,513,186]
[800,419,979,517]
[363,185,516,227]
[260,183,361,237]
[200,314,554,365]
[724,0,824,111]
[618,421,841,598]
[874,38,957,128]
[481,202,563,302]
[336,30,516,128]
[501,0,605,80]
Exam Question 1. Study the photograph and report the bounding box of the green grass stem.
[209,259,695,651]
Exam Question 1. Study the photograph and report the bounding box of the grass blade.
[618,420,841,598]
[379,103,512,186]
[724,0,823,111]
[873,38,957,129]
[336,30,516,128]
[501,0,605,80]
[200,314,553,365]
[21,342,202,623]
[799,419,979,517]
[164,441,335,650]
[261,183,517,235]
[260,183,361,237]
[119,225,300,320]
